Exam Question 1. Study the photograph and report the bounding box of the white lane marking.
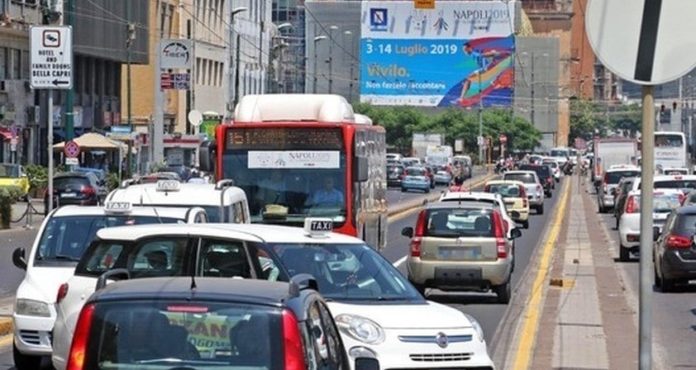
[393,255,408,267]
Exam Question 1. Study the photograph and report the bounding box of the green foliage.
[106,172,120,191]
[353,103,541,155]
[24,164,48,191]
[0,186,22,228]
[569,99,601,141]
[569,99,642,142]
[609,103,642,137]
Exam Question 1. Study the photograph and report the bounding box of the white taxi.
[10,202,206,370]
[105,179,250,223]
[53,220,494,370]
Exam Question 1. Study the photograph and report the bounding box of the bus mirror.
[355,157,369,182]
[199,140,215,173]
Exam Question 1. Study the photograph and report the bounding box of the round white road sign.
[187,110,203,127]
[586,0,696,85]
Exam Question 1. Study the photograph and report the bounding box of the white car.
[542,159,562,182]
[439,191,518,238]
[106,179,250,223]
[629,174,696,194]
[53,220,494,370]
[503,170,545,214]
[10,203,206,370]
[617,189,682,261]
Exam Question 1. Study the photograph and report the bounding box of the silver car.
[503,171,545,214]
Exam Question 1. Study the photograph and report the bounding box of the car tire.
[537,205,544,215]
[425,187,430,194]
[401,187,407,193]
[13,343,43,370]
[598,204,605,213]
[654,266,662,289]
[522,220,529,229]
[619,245,630,262]
[661,276,676,292]
[494,281,511,304]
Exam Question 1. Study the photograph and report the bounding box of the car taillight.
[625,195,640,213]
[282,310,307,370]
[666,234,692,249]
[67,303,95,370]
[57,283,69,304]
[410,210,427,257]
[537,184,542,194]
[81,186,96,196]
[492,211,507,259]
[520,186,528,207]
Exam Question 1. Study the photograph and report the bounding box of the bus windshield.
[222,127,347,225]
[655,134,684,148]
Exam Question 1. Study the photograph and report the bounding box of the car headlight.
[463,314,485,342]
[15,299,51,317]
[335,314,385,344]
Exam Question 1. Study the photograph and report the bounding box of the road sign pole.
[47,92,53,213]
[639,85,654,370]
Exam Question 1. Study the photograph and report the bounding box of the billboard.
[360,1,516,107]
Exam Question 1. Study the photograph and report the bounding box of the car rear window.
[652,180,696,191]
[54,176,90,188]
[406,168,425,176]
[504,173,536,184]
[628,193,682,213]
[387,166,404,174]
[519,165,550,177]
[84,300,283,369]
[424,208,496,237]
[34,216,181,266]
[605,171,640,184]
[674,214,696,236]
[486,184,522,197]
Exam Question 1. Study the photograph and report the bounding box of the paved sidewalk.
[3,200,44,231]
[528,178,638,369]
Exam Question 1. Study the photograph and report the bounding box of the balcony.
[1,0,42,28]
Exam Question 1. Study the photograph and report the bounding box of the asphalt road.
[596,206,696,369]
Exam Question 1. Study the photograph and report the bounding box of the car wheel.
[661,276,676,292]
[401,187,407,193]
[619,245,630,262]
[537,205,544,215]
[654,266,662,289]
[494,281,511,304]
[522,220,529,229]
[13,343,43,370]
[425,187,430,193]
[598,204,605,213]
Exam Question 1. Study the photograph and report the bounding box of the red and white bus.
[201,94,388,250]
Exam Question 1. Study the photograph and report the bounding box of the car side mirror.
[95,268,130,291]
[355,156,369,182]
[652,227,661,242]
[12,247,27,270]
[510,228,522,239]
[401,227,414,238]
[355,358,380,370]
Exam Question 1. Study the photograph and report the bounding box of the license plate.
[438,246,480,260]
[389,174,399,179]
[61,192,77,198]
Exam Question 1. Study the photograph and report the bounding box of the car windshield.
[543,161,558,169]
[271,243,423,302]
[505,173,536,184]
[424,208,497,237]
[675,214,696,235]
[0,164,20,178]
[652,180,696,192]
[34,215,181,265]
[54,176,90,188]
[655,134,684,148]
[85,300,283,369]
[521,166,551,177]
[606,171,641,184]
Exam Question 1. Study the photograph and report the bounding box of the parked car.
[401,166,431,193]
[386,163,406,187]
[503,171,545,214]
[63,276,368,370]
[402,202,522,303]
[653,205,696,292]
[618,189,682,261]
[44,172,103,214]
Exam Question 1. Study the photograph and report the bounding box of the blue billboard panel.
[360,1,516,108]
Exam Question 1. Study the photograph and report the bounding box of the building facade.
[271,0,306,94]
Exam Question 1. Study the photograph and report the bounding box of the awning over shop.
[53,132,127,151]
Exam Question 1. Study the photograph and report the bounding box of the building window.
[196,58,202,85]
[0,48,6,80]
[11,49,21,79]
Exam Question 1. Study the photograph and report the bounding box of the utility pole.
[328,25,338,94]
[64,0,74,140]
[530,53,535,129]
[125,1,135,177]
[230,7,248,107]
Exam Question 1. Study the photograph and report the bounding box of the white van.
[105,179,250,223]
[10,203,207,369]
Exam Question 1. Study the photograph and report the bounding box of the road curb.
[387,172,497,218]
[491,178,571,369]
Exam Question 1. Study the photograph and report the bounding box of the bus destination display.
[227,128,343,150]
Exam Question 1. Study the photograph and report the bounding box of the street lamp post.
[343,30,354,101]
[313,35,327,93]
[230,7,248,108]
[275,23,293,93]
[328,25,338,94]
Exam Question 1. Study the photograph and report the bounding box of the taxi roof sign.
[156,180,181,192]
[104,201,132,213]
[304,218,333,237]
